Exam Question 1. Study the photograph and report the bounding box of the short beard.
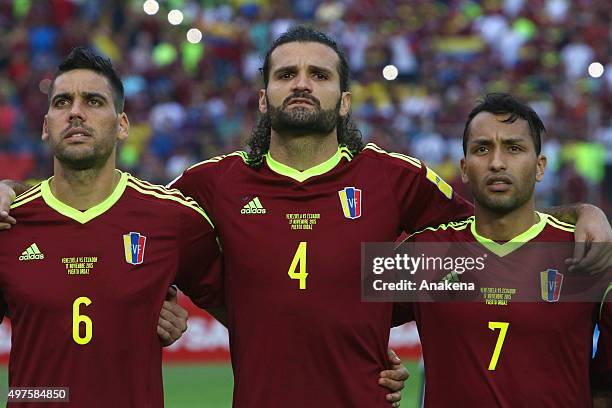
[50,132,116,171]
[267,94,340,136]
[473,179,535,215]
[54,146,114,170]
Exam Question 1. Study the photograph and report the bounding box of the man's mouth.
[486,176,513,192]
[286,98,315,107]
[63,128,92,140]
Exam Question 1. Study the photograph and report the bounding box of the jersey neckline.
[470,211,548,257]
[41,171,128,224]
[264,146,352,182]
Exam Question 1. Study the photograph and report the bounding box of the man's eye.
[88,99,101,106]
[313,73,328,80]
[54,99,69,107]
[279,72,294,79]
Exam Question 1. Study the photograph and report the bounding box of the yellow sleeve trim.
[12,183,41,202]
[363,143,421,168]
[185,150,248,172]
[339,145,354,159]
[546,216,576,232]
[126,181,214,229]
[399,217,474,247]
[546,214,575,228]
[129,176,199,205]
[10,185,42,209]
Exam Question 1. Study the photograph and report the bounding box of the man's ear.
[535,154,547,182]
[339,91,351,117]
[258,89,267,114]
[117,112,130,141]
[42,115,49,141]
[460,158,469,184]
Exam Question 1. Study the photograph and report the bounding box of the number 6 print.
[72,296,93,345]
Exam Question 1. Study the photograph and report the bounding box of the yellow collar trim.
[265,147,345,183]
[471,211,548,257]
[41,171,128,224]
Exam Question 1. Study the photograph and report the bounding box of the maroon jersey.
[0,172,222,408]
[170,143,472,407]
[399,213,608,407]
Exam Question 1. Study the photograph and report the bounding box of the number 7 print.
[488,321,509,371]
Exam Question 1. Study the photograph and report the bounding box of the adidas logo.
[241,197,267,214]
[19,243,45,261]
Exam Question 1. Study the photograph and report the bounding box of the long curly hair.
[246,26,364,167]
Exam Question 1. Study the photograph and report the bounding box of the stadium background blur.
[0,0,610,406]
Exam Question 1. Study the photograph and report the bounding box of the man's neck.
[474,201,539,242]
[268,131,338,171]
[50,163,120,211]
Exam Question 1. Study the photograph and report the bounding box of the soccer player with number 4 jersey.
[169,27,475,407]
[396,93,611,406]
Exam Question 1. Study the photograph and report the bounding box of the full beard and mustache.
[49,120,117,171]
[266,92,341,136]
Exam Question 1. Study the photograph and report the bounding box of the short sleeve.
[173,206,224,309]
[168,161,219,216]
[390,161,473,233]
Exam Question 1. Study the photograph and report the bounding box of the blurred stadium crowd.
[0,0,610,211]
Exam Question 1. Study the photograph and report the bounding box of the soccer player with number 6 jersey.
[0,48,224,407]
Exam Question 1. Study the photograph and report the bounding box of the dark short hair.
[259,25,350,92]
[48,47,125,113]
[462,93,545,155]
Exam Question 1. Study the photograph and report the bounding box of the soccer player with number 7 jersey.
[397,93,611,406]
[0,48,224,407]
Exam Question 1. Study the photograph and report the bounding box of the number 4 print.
[288,242,308,290]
